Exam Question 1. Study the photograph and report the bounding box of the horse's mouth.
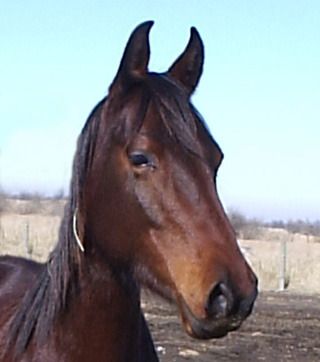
[177,297,243,340]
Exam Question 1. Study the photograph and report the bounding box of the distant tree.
[228,209,320,239]
[267,220,285,229]
[15,191,43,201]
[228,209,247,235]
[227,209,262,240]
[50,188,66,200]
[278,219,320,238]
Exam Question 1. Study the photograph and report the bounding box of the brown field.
[0,199,319,361]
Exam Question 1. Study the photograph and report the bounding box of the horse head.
[79,21,257,339]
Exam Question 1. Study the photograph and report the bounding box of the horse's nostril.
[239,286,258,318]
[205,283,233,318]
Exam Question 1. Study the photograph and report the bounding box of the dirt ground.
[143,291,320,362]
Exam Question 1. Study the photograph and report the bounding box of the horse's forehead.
[109,77,212,158]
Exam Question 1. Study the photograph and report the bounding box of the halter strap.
[73,207,85,253]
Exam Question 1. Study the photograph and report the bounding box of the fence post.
[25,221,32,259]
[278,237,287,291]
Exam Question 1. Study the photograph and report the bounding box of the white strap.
[73,207,85,253]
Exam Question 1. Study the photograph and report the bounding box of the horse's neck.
[51,259,157,362]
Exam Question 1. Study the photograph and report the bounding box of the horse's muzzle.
[178,281,258,340]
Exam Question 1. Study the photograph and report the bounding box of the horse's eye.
[129,152,153,168]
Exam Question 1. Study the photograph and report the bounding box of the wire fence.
[1,211,320,294]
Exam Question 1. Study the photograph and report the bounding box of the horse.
[0,21,257,361]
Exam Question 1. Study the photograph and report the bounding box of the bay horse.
[0,22,257,361]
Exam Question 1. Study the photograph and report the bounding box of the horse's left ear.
[168,27,204,95]
[110,21,153,94]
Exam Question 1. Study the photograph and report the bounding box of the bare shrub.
[20,199,43,215]
[241,221,262,240]
[13,191,43,201]
[46,199,66,217]
[9,192,44,215]
[228,209,262,240]
[50,188,66,200]
[229,211,320,241]
[267,219,320,238]
[228,209,247,234]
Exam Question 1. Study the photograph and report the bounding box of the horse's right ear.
[109,21,153,94]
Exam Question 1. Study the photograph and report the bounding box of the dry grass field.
[0,213,59,261]
[241,238,320,293]
[1,199,320,361]
[0,198,320,294]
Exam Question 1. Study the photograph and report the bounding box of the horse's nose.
[205,282,234,318]
[205,280,258,320]
[238,279,258,318]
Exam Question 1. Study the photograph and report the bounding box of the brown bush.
[227,209,262,240]
[267,219,320,238]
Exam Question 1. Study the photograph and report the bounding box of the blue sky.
[0,1,319,221]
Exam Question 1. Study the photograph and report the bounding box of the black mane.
[8,98,106,355]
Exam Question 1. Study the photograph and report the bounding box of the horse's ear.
[168,27,204,95]
[110,21,153,93]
